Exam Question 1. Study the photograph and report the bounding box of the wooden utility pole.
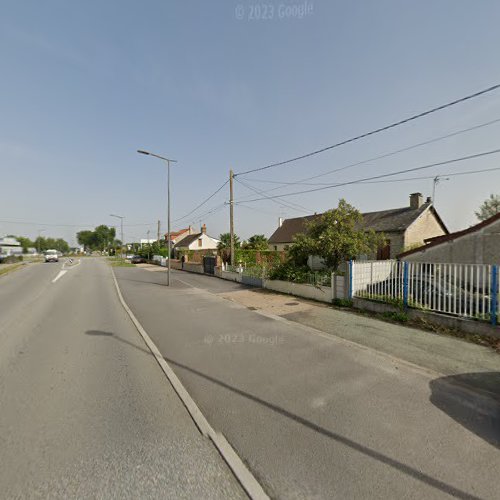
[229,169,235,266]
[157,220,161,243]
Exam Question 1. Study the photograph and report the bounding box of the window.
[377,240,391,260]
[274,245,278,251]
[198,238,202,248]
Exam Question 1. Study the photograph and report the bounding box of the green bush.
[1,255,23,264]
[267,262,312,283]
[332,298,353,308]
[382,311,409,323]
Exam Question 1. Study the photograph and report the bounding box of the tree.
[16,236,35,253]
[288,199,384,271]
[218,233,240,263]
[244,234,269,251]
[77,225,116,251]
[475,194,500,221]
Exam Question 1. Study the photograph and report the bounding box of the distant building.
[174,224,219,253]
[268,193,448,260]
[165,228,192,246]
[0,237,22,256]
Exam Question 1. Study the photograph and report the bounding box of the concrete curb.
[110,267,269,500]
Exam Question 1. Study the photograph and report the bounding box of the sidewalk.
[137,263,499,398]
[218,287,500,399]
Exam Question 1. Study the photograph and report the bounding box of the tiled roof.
[174,233,202,248]
[268,203,445,244]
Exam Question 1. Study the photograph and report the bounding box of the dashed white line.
[51,270,68,283]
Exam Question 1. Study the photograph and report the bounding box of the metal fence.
[350,260,499,324]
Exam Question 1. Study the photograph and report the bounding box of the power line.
[235,178,311,213]
[173,180,229,223]
[235,148,500,203]
[358,165,500,184]
[235,83,500,177]
[243,164,500,187]
[241,116,500,191]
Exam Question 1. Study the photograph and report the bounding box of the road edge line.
[110,267,269,500]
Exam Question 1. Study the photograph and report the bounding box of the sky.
[2,0,500,246]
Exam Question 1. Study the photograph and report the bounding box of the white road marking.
[110,267,269,500]
[52,270,68,283]
[51,259,81,284]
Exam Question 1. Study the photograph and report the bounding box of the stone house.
[398,212,500,264]
[267,193,448,260]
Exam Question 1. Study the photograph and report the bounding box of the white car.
[44,250,59,263]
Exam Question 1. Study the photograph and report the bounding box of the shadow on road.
[429,372,500,449]
[85,330,152,355]
[163,356,481,500]
[85,327,485,499]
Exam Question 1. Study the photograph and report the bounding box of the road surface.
[114,264,500,500]
[1,258,499,499]
[0,258,246,499]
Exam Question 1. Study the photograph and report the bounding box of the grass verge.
[0,263,24,277]
[107,257,135,267]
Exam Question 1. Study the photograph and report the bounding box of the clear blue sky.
[2,0,500,245]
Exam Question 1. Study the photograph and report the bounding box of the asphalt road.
[0,259,246,499]
[114,265,500,500]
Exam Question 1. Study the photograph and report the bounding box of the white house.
[0,237,23,256]
[174,224,219,253]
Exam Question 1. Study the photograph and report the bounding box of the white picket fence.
[351,260,499,322]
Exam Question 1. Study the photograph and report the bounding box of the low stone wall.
[353,297,500,340]
[170,259,183,270]
[221,270,242,283]
[214,266,222,278]
[183,262,204,274]
[242,275,263,288]
[264,279,332,303]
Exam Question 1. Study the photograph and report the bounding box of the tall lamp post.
[137,149,177,286]
[110,214,124,257]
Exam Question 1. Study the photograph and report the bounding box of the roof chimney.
[201,223,206,234]
[410,193,423,210]
[278,217,283,227]
[426,196,432,204]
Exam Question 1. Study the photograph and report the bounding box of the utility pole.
[157,220,161,243]
[147,229,151,260]
[229,169,235,267]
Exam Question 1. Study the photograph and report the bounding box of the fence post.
[491,265,498,326]
[403,261,409,310]
[348,260,353,299]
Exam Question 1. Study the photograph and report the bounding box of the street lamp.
[110,214,124,257]
[137,149,177,286]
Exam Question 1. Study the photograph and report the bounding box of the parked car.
[131,255,146,264]
[126,253,134,260]
[44,249,59,263]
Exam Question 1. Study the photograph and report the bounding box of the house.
[0,237,23,256]
[174,224,219,254]
[268,193,448,260]
[398,212,500,264]
[165,227,192,246]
